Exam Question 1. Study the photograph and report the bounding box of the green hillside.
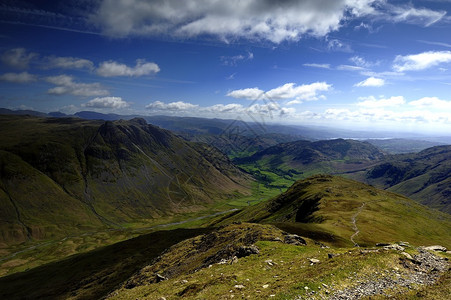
[358,145,451,213]
[216,175,451,248]
[0,115,252,245]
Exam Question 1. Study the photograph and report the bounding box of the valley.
[0,113,450,299]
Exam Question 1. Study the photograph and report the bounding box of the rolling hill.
[356,145,451,213]
[0,115,251,245]
[216,175,451,248]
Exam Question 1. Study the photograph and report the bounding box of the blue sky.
[1,0,451,134]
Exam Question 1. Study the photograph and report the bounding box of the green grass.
[106,223,426,300]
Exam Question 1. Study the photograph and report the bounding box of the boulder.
[424,245,447,252]
[284,234,306,245]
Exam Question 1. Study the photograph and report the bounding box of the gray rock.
[237,245,259,257]
[424,245,447,252]
[309,258,320,264]
[284,234,307,245]
[155,273,167,282]
[383,244,405,251]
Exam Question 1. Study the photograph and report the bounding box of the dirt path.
[350,202,366,247]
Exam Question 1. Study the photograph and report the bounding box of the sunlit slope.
[218,175,451,248]
[0,115,251,244]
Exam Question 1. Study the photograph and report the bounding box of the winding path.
[350,202,366,247]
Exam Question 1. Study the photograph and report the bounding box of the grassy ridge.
[215,175,451,248]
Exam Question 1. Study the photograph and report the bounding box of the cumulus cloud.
[96,59,160,77]
[91,0,384,42]
[0,72,37,83]
[146,101,198,111]
[45,75,109,97]
[1,48,37,69]
[354,77,385,87]
[393,51,451,72]
[227,88,265,100]
[227,82,331,102]
[43,56,94,70]
[409,97,451,109]
[266,82,331,101]
[357,96,405,108]
[83,97,130,109]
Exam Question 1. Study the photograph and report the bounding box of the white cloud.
[357,96,405,108]
[43,56,94,70]
[349,56,375,68]
[303,63,331,69]
[389,4,446,27]
[337,65,366,71]
[45,75,109,97]
[96,59,160,77]
[265,82,331,101]
[409,97,451,109]
[327,39,352,52]
[1,48,37,69]
[83,97,130,109]
[91,0,383,43]
[354,77,385,87]
[227,82,331,101]
[221,52,253,66]
[146,101,198,111]
[393,51,451,72]
[206,103,244,113]
[0,72,37,83]
[227,88,265,100]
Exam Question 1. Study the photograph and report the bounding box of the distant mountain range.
[0,115,251,245]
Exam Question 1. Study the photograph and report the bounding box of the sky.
[1,0,451,134]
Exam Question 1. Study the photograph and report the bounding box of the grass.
[0,228,213,300]
[106,223,428,300]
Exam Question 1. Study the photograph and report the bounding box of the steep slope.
[217,175,451,248]
[360,145,451,213]
[0,115,251,244]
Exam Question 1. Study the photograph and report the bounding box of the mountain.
[0,115,251,245]
[234,139,386,185]
[215,175,451,248]
[365,138,445,154]
[356,145,451,213]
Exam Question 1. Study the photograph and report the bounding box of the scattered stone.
[262,284,269,289]
[328,253,339,259]
[330,247,449,300]
[424,245,447,252]
[234,284,245,289]
[159,297,166,300]
[383,244,405,251]
[265,259,275,266]
[218,259,228,265]
[180,279,188,284]
[272,237,283,242]
[304,286,309,290]
[309,258,320,264]
[322,283,329,288]
[237,245,260,257]
[284,234,307,245]
[399,241,410,247]
[155,273,167,282]
[231,256,239,264]
[401,252,413,260]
